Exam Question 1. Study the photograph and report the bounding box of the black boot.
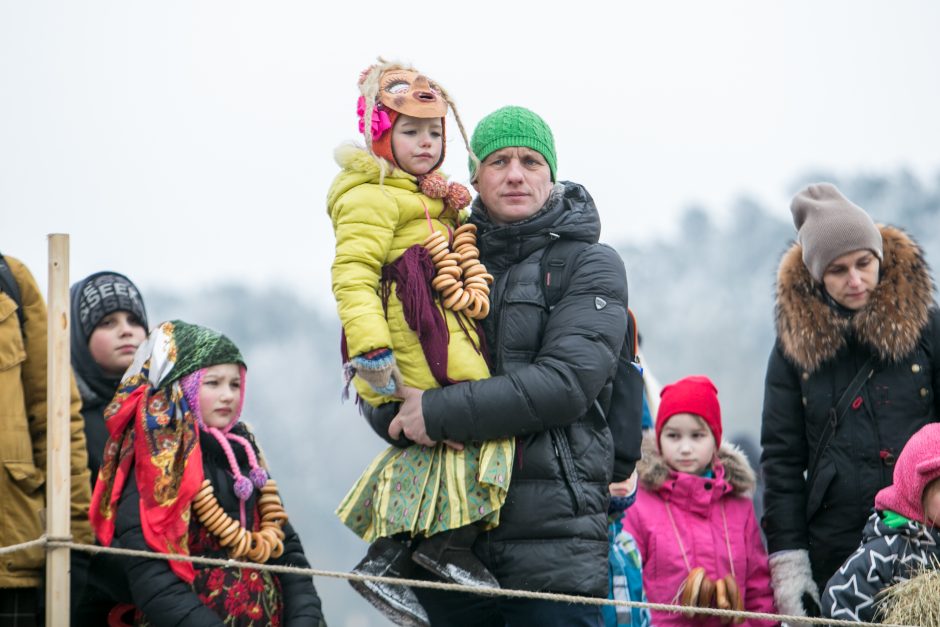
[350,537,430,627]
[412,525,500,588]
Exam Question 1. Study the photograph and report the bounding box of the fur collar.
[636,431,756,497]
[332,143,406,179]
[326,144,416,214]
[775,225,935,373]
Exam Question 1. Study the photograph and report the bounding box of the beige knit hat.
[791,182,883,282]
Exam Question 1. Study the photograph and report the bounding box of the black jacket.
[422,182,629,597]
[761,225,940,591]
[113,425,325,626]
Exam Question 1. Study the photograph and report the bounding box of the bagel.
[442,281,464,298]
[432,274,458,291]
[464,293,485,319]
[261,521,286,541]
[255,538,272,564]
[458,248,479,261]
[270,538,285,559]
[426,240,448,257]
[715,577,731,625]
[431,247,450,263]
[257,494,282,507]
[219,520,242,547]
[448,289,471,311]
[192,498,216,517]
[200,506,226,529]
[230,529,250,558]
[434,258,458,269]
[438,266,461,279]
[454,223,477,235]
[680,567,707,616]
[194,481,214,501]
[265,510,289,524]
[723,575,744,624]
[206,515,232,537]
[459,258,481,273]
[697,575,716,610]
[247,533,267,562]
[442,287,465,309]
[463,278,489,294]
[464,264,487,279]
[422,231,446,247]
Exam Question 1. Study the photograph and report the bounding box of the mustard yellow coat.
[0,256,92,588]
[327,146,490,407]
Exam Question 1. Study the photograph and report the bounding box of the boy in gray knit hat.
[791,182,883,283]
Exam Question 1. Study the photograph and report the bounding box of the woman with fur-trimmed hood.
[623,376,777,626]
[760,182,940,621]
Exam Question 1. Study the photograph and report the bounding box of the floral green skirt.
[337,438,514,541]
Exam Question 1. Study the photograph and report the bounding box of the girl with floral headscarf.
[90,320,325,627]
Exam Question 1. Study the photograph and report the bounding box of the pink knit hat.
[874,423,940,523]
[180,367,268,502]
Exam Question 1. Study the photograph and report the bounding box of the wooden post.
[46,234,70,626]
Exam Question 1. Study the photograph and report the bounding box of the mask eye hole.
[384,80,410,94]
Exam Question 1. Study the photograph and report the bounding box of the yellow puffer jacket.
[0,255,92,588]
[327,146,490,407]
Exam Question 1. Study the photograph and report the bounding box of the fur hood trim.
[775,225,935,373]
[333,143,406,179]
[636,431,756,496]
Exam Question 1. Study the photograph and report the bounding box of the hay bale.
[879,561,940,626]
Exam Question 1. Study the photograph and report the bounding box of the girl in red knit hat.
[622,375,778,625]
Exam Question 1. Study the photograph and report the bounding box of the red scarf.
[90,378,205,583]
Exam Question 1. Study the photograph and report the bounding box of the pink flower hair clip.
[357,96,392,141]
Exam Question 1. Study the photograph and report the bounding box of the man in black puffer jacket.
[385,106,629,625]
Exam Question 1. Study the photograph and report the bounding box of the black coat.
[113,425,325,626]
[422,182,629,597]
[761,225,940,591]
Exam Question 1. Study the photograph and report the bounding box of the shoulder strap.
[539,237,591,310]
[0,253,25,332]
[626,309,639,361]
[540,237,639,360]
[833,357,876,423]
[812,356,875,474]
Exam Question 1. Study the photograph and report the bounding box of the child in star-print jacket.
[822,422,940,622]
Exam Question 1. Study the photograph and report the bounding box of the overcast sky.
[3,0,939,310]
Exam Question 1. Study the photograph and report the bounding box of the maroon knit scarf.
[382,245,454,386]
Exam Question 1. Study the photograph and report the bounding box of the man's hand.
[389,387,463,450]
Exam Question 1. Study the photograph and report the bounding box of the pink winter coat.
[623,434,777,626]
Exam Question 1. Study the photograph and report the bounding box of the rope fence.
[0,535,913,627]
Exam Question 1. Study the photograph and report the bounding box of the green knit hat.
[470,106,557,182]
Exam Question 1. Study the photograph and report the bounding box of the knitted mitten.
[769,549,820,625]
[345,348,404,397]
